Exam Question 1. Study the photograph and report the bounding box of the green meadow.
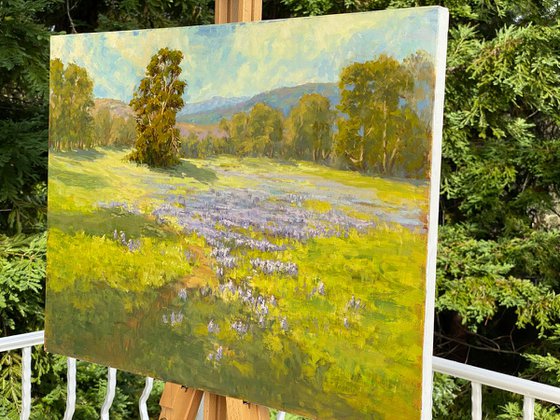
[47,148,430,419]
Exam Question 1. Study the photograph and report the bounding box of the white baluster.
[139,377,153,420]
[471,382,482,420]
[523,396,535,420]
[21,347,31,420]
[100,367,117,420]
[277,411,286,420]
[63,358,76,420]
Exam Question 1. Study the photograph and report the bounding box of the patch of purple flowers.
[207,345,224,362]
[112,230,141,252]
[162,311,184,326]
[231,320,249,336]
[250,258,298,276]
[207,319,220,334]
[99,201,141,215]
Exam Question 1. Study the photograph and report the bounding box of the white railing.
[2,331,560,420]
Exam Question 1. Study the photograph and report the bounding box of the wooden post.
[159,0,266,418]
[215,0,262,24]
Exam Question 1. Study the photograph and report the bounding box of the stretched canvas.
[46,7,448,419]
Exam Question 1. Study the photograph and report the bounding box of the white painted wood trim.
[0,331,44,352]
[523,396,535,420]
[433,356,560,405]
[63,357,76,420]
[100,367,117,420]
[471,382,482,420]
[139,377,153,420]
[20,347,32,420]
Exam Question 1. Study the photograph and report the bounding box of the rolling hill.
[178,82,339,125]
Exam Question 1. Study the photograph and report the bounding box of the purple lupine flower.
[200,285,212,297]
[215,346,223,361]
[127,239,141,252]
[280,317,289,332]
[231,320,248,335]
[170,311,184,326]
[207,319,220,334]
[178,289,187,301]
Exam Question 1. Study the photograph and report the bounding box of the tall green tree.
[335,54,420,175]
[403,50,436,128]
[220,113,250,156]
[285,93,335,161]
[246,103,284,158]
[49,59,95,150]
[128,48,186,167]
[222,104,284,158]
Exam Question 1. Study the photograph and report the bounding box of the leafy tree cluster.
[219,103,285,158]
[50,60,137,151]
[49,59,95,150]
[210,52,434,179]
[181,133,230,158]
[92,108,136,148]
[336,52,432,177]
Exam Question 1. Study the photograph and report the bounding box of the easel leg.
[225,398,270,420]
[203,391,228,420]
[159,383,204,420]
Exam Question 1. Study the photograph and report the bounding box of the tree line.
[188,51,435,179]
[49,49,434,179]
[49,59,136,151]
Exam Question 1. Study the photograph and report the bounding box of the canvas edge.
[44,34,55,354]
[421,6,449,420]
[48,5,445,39]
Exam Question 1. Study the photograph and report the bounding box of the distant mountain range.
[178,82,339,125]
[182,95,251,115]
[94,82,341,139]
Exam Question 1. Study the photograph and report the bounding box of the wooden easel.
[159,1,267,418]
[159,384,269,420]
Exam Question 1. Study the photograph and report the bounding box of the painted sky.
[50,7,442,105]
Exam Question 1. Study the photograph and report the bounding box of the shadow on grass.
[235,156,300,168]
[151,160,218,184]
[48,207,177,239]
[51,148,106,162]
[49,166,110,189]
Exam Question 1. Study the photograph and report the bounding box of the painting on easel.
[46,7,448,419]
